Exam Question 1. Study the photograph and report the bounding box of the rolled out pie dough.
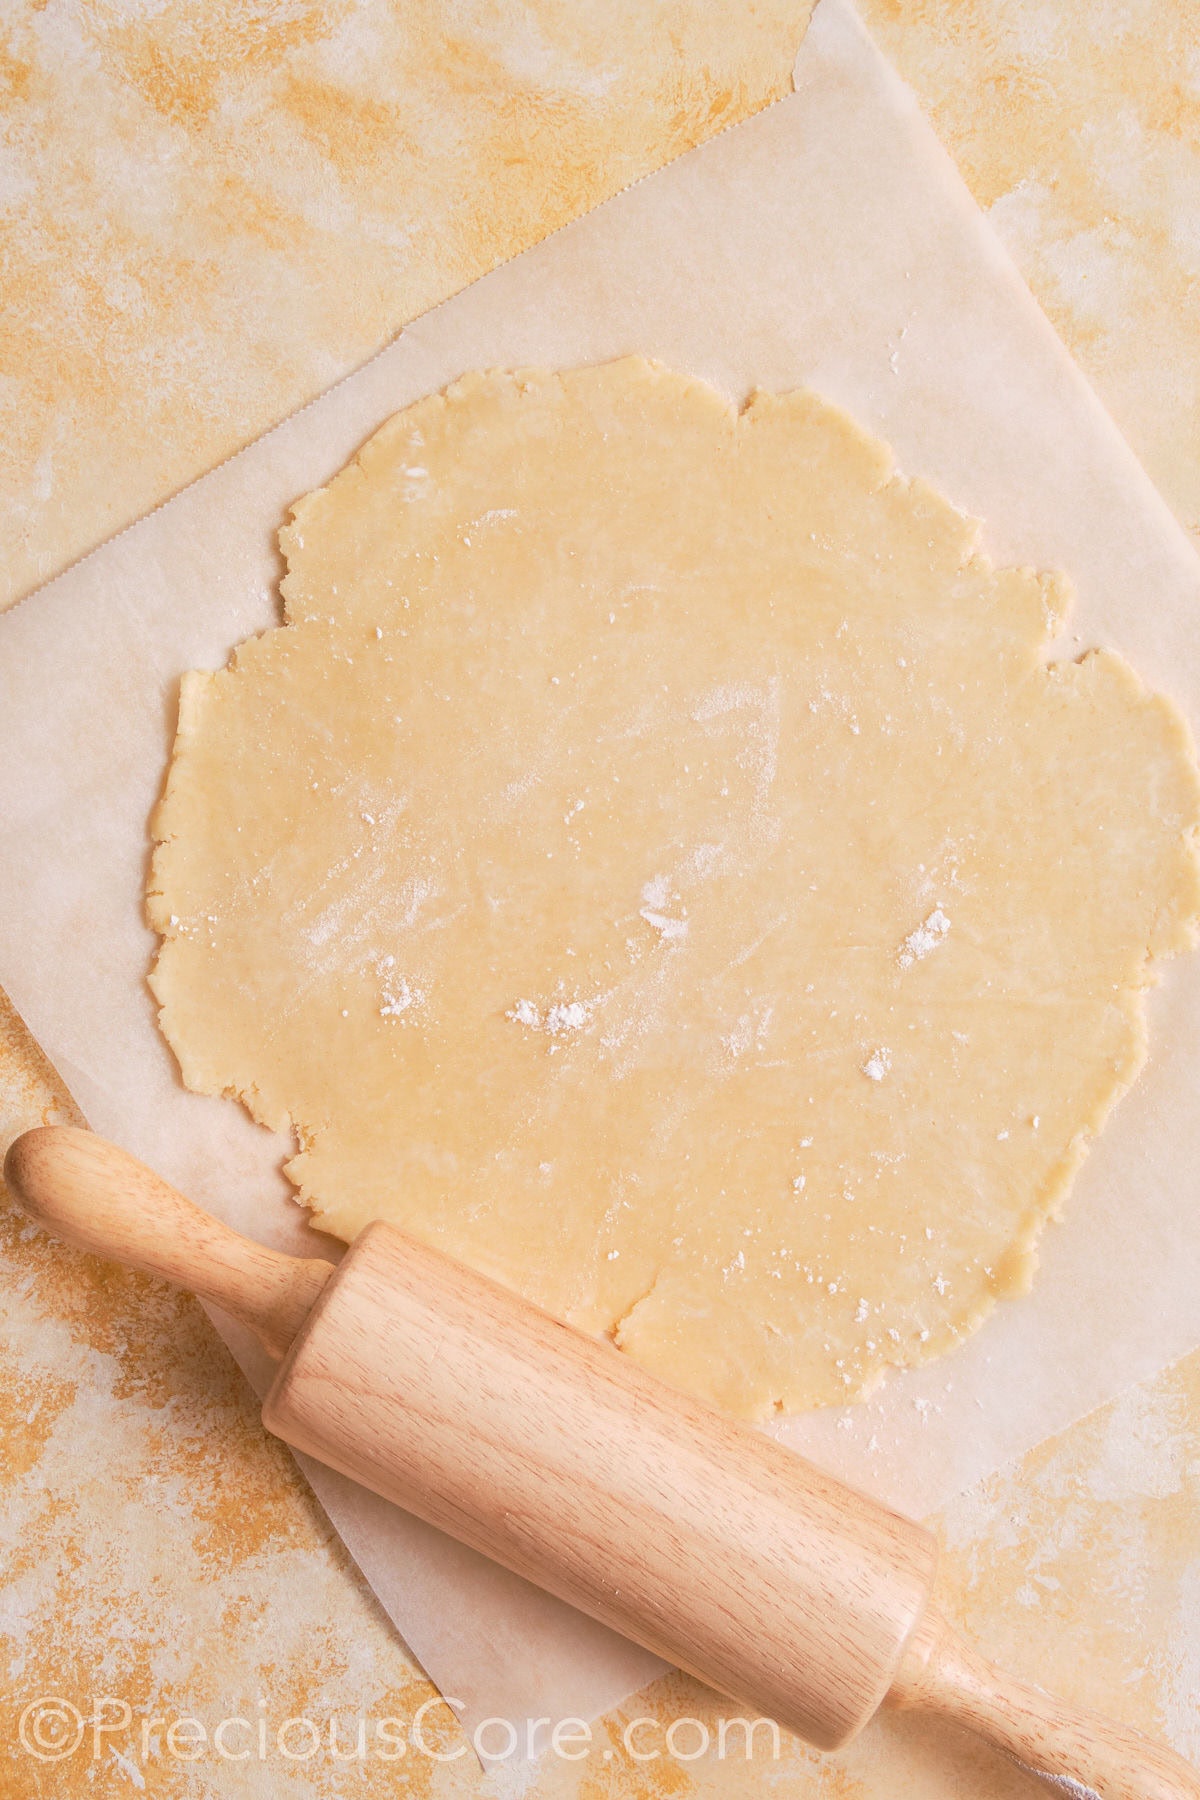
[148,358,1200,1417]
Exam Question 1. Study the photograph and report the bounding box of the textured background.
[2,1,1198,1793]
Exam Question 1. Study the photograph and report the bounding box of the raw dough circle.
[149,359,1200,1416]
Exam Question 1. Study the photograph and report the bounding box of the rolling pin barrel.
[7,1127,1200,1797]
[263,1216,935,1748]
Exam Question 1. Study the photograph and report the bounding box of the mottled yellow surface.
[2,0,1199,1794]
[0,0,811,606]
[857,0,1200,546]
[3,991,1198,1795]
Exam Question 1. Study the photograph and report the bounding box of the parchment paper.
[3,0,1200,1734]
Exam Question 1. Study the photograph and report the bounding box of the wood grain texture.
[3,1126,332,1357]
[8,1124,1200,1796]
[5,1126,935,1748]
[258,1216,1200,1788]
[263,1218,936,1748]
[891,1604,1200,1800]
[3,7,1200,1793]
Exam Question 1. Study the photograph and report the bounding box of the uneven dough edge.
[146,358,1200,1417]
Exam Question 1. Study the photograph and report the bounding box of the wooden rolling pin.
[6,1125,1199,1800]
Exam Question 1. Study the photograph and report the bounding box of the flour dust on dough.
[148,358,1200,1418]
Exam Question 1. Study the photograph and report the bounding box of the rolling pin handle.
[7,1128,1200,1798]
[888,1603,1200,1800]
[3,1126,332,1357]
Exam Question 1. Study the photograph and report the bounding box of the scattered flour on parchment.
[508,997,596,1034]
[380,977,424,1018]
[898,907,951,968]
[641,908,689,941]
[640,874,689,942]
[862,1047,892,1081]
